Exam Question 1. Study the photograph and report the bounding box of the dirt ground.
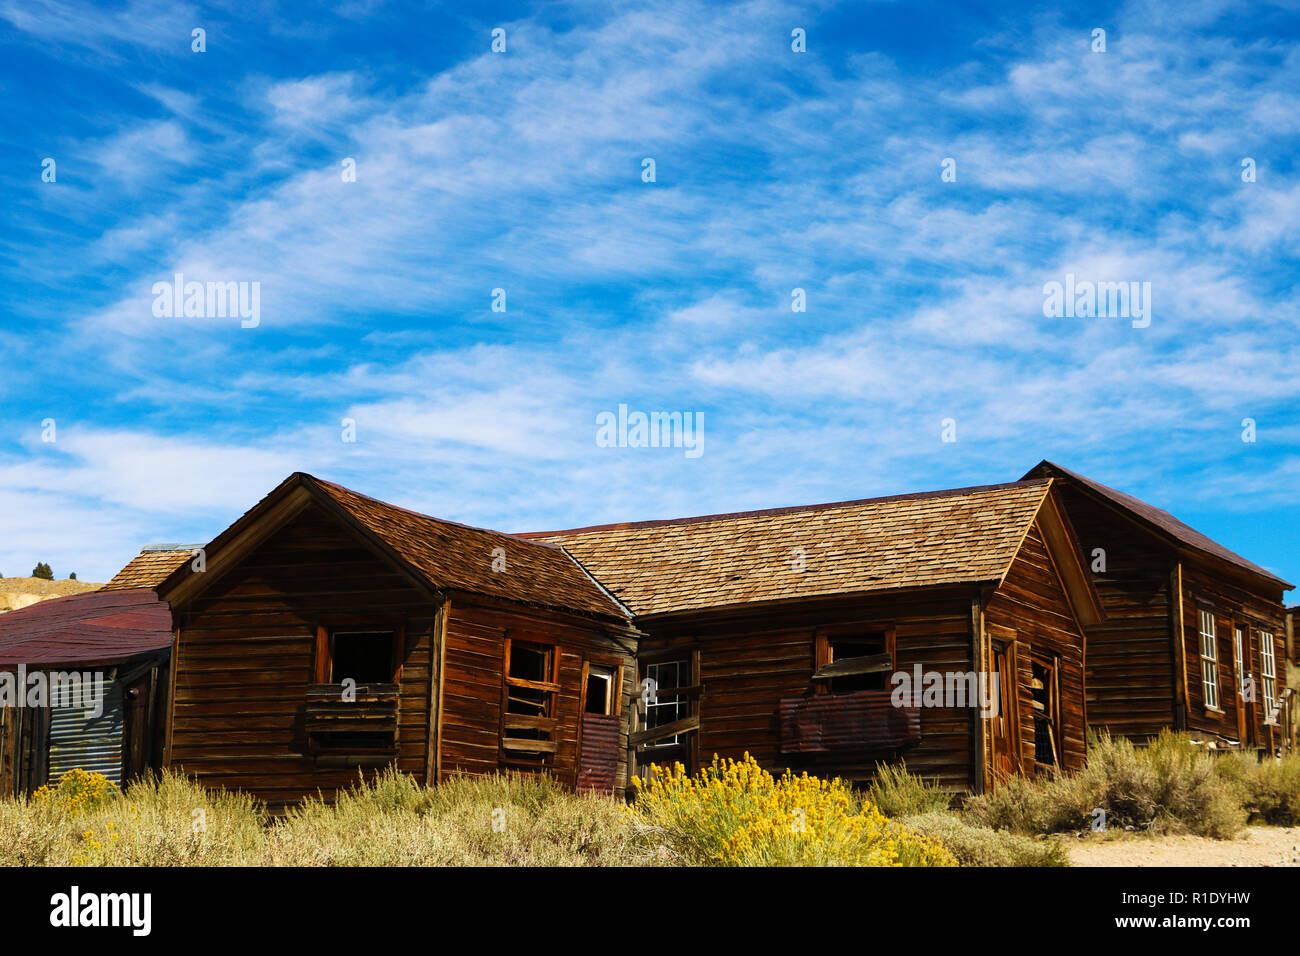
[1069,826,1300,867]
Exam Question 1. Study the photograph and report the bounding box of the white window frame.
[643,659,688,747]
[1199,609,1220,710]
[1260,631,1278,724]
[585,664,615,716]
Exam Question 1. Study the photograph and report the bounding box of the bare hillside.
[0,576,102,613]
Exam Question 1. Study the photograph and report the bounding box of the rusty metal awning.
[779,689,921,755]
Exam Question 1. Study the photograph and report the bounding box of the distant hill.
[0,577,102,613]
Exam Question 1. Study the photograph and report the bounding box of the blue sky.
[0,0,1296,591]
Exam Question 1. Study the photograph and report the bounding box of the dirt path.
[1069,826,1300,867]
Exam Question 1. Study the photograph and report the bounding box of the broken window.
[1199,609,1220,710]
[643,659,689,747]
[306,622,402,761]
[502,639,559,757]
[1030,657,1059,769]
[812,628,895,695]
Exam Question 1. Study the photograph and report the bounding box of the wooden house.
[526,479,1102,794]
[152,473,639,810]
[0,587,173,795]
[1024,462,1292,753]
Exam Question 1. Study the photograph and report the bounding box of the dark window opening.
[330,630,397,685]
[503,640,557,753]
[586,666,614,715]
[1031,659,1059,767]
[828,634,889,693]
[509,642,552,684]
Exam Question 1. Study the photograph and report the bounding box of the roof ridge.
[305,474,566,552]
[1027,460,1292,590]
[520,478,1051,538]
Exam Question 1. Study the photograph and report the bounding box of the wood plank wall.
[636,587,980,792]
[169,503,438,809]
[984,521,1088,774]
[438,599,635,794]
[1179,562,1287,748]
[1055,485,1178,739]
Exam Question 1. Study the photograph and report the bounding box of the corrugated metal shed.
[47,681,125,784]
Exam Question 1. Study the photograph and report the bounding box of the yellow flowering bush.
[32,769,121,816]
[631,753,956,867]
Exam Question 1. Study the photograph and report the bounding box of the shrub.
[866,761,952,817]
[32,769,121,815]
[630,753,956,866]
[901,811,1070,866]
[966,732,1246,839]
[1216,751,1300,825]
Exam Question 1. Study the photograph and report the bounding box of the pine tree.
[31,562,53,580]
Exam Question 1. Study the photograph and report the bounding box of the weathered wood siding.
[984,521,1088,774]
[168,503,438,809]
[636,587,979,792]
[1053,484,1177,739]
[1179,562,1288,749]
[438,599,635,794]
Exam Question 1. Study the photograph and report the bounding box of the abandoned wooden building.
[150,473,639,810]
[44,462,1286,805]
[527,478,1103,793]
[1023,461,1292,753]
[0,587,173,795]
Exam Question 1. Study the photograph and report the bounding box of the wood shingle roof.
[523,480,1053,617]
[103,546,199,591]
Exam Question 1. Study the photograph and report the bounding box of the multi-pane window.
[1260,631,1278,723]
[1199,609,1219,710]
[643,659,688,747]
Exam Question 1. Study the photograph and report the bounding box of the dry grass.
[0,769,669,867]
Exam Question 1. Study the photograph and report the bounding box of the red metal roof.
[0,588,172,668]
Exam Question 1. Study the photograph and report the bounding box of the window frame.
[641,658,690,747]
[1197,608,1221,712]
[500,632,562,762]
[313,616,404,686]
[581,659,622,718]
[1030,651,1062,770]
[1260,629,1278,724]
[813,623,897,696]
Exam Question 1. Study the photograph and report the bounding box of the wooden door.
[1233,626,1249,745]
[990,643,1019,779]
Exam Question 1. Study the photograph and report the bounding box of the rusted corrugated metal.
[779,690,921,755]
[47,677,125,785]
[0,588,172,668]
[577,713,620,793]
